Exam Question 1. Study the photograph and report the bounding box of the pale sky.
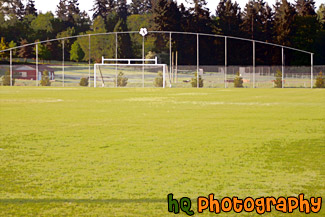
[31,0,323,16]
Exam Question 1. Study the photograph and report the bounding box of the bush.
[315,72,324,88]
[274,70,282,88]
[40,70,51,86]
[116,72,128,87]
[191,72,203,88]
[70,41,85,62]
[154,71,165,87]
[79,77,89,86]
[1,70,15,86]
[234,72,243,88]
[145,51,157,64]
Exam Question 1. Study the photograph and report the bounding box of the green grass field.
[0,87,324,216]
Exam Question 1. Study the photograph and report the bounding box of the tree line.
[0,0,324,65]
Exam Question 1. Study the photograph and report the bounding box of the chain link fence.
[0,31,322,88]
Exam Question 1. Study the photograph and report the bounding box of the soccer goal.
[94,57,168,88]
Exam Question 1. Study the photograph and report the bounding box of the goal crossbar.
[102,56,158,65]
[94,63,167,88]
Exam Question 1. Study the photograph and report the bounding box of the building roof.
[13,65,55,71]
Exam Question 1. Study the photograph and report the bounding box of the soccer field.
[0,87,324,216]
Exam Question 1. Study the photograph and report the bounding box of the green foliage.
[234,72,243,88]
[18,39,34,62]
[0,0,325,66]
[57,27,76,40]
[38,42,52,62]
[116,72,128,87]
[31,12,55,39]
[154,71,164,87]
[79,77,89,86]
[40,70,51,86]
[25,0,38,16]
[1,70,15,86]
[315,72,325,88]
[318,4,325,26]
[216,0,241,36]
[152,0,182,50]
[106,11,119,32]
[191,72,204,88]
[92,0,114,20]
[274,0,296,46]
[8,41,17,57]
[130,0,152,15]
[0,37,8,59]
[78,16,114,62]
[241,0,273,41]
[292,15,319,65]
[8,40,16,48]
[274,70,282,88]
[70,41,85,62]
[114,19,133,58]
[145,51,156,63]
[127,14,154,57]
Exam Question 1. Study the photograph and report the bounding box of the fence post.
[163,65,166,88]
[197,34,199,88]
[253,41,256,88]
[94,64,97,88]
[88,35,91,87]
[62,40,65,87]
[225,36,227,88]
[142,34,145,88]
[10,49,12,86]
[281,46,284,88]
[311,53,313,89]
[115,33,118,87]
[169,32,172,86]
[36,43,38,86]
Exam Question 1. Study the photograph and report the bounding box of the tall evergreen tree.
[187,0,211,33]
[114,19,133,58]
[67,0,80,24]
[130,0,142,14]
[241,0,272,40]
[216,0,242,36]
[152,0,181,31]
[142,0,152,13]
[56,0,89,33]
[1,0,25,19]
[130,0,152,14]
[11,0,24,19]
[92,0,109,19]
[152,0,182,50]
[116,0,128,20]
[106,11,119,32]
[25,0,37,16]
[295,0,316,16]
[56,0,68,21]
[273,0,296,46]
[292,0,319,64]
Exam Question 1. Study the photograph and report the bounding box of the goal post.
[94,61,167,88]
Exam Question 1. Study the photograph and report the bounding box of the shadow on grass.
[0,198,167,204]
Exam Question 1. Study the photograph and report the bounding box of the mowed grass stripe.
[0,87,324,216]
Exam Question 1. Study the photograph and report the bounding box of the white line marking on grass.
[175,101,279,106]
[0,99,64,103]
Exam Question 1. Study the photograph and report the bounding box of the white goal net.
[94,58,168,88]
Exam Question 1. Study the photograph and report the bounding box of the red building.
[13,65,55,80]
